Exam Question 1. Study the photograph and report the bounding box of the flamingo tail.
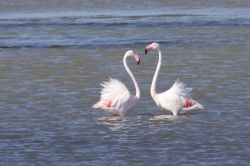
[92,101,101,109]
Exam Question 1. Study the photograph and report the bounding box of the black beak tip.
[137,59,140,65]
[145,48,148,55]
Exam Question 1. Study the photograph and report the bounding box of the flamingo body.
[152,80,203,116]
[93,78,139,116]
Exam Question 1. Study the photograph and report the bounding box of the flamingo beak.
[132,51,140,65]
[145,48,148,55]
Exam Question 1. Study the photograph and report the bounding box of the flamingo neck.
[123,54,140,99]
[151,48,162,98]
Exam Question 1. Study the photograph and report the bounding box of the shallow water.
[0,1,250,165]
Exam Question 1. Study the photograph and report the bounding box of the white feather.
[167,79,193,97]
[100,78,131,107]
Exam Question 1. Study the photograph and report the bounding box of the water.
[0,1,250,165]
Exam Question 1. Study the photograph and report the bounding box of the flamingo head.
[126,50,140,65]
[145,42,159,54]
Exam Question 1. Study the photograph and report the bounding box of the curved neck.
[123,54,140,98]
[151,48,161,98]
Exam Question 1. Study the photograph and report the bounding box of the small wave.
[0,10,201,20]
[1,7,250,27]
[0,7,249,20]
[1,18,250,28]
[0,38,231,49]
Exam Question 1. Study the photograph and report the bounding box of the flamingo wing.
[167,79,192,97]
[180,96,204,113]
[99,78,131,108]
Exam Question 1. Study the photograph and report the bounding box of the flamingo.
[92,50,141,116]
[145,42,204,116]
